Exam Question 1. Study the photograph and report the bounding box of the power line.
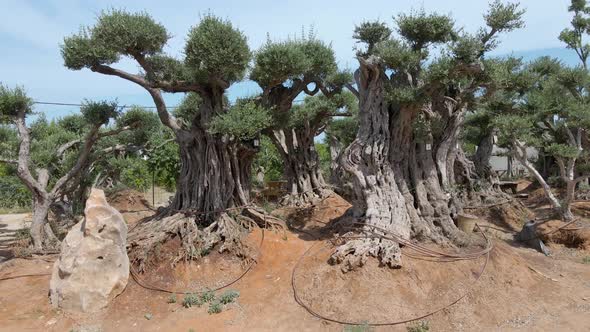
[33,98,305,110]
[33,101,178,109]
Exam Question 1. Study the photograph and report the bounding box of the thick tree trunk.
[30,197,51,250]
[328,136,354,200]
[331,58,470,271]
[269,128,330,206]
[128,90,268,269]
[474,130,496,179]
[331,57,414,271]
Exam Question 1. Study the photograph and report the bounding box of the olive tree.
[494,57,590,221]
[61,11,278,266]
[251,36,355,205]
[330,1,524,271]
[0,84,130,250]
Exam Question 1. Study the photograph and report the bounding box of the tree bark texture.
[331,57,474,271]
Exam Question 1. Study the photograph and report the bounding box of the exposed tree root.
[127,208,285,272]
[279,187,334,207]
[329,236,401,272]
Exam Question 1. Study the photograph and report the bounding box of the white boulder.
[49,188,129,312]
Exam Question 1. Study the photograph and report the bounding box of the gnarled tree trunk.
[331,58,470,271]
[330,57,413,271]
[268,127,330,206]
[127,89,266,269]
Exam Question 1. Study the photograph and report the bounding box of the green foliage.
[560,0,590,66]
[251,36,336,88]
[62,9,167,70]
[144,54,187,83]
[396,11,456,50]
[583,256,590,264]
[116,107,160,145]
[0,176,31,209]
[59,114,87,135]
[147,134,179,191]
[113,157,151,192]
[173,93,203,127]
[167,294,177,304]
[200,290,216,303]
[353,21,392,54]
[218,290,240,304]
[0,84,32,121]
[485,1,526,32]
[407,321,430,332]
[61,30,119,70]
[93,9,169,56]
[185,14,250,85]
[493,114,537,146]
[182,293,203,308]
[207,301,222,314]
[290,92,356,129]
[252,136,283,183]
[316,142,331,180]
[209,100,271,140]
[80,100,120,125]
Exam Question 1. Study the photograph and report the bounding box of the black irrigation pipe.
[290,223,492,326]
[129,205,268,295]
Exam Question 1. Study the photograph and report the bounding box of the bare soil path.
[0,213,30,263]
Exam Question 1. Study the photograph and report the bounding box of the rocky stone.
[49,188,129,312]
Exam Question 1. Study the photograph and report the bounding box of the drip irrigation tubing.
[291,220,493,326]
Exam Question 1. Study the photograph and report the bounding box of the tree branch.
[90,64,181,132]
[13,110,46,199]
[345,83,359,98]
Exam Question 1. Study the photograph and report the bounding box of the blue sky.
[0,0,581,119]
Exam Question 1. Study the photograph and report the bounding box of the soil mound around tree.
[106,189,155,226]
[107,189,153,213]
[572,201,590,218]
[537,219,590,251]
[272,194,352,234]
[467,200,532,233]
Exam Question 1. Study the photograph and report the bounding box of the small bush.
[583,256,590,264]
[407,321,430,332]
[200,290,216,303]
[207,301,223,314]
[0,176,31,210]
[167,294,177,303]
[219,290,240,304]
[182,293,202,308]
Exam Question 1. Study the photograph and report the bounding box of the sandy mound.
[272,194,352,233]
[106,189,154,226]
[107,189,152,212]
[537,219,590,251]
[468,200,532,233]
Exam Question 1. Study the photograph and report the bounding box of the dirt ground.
[1,195,590,331]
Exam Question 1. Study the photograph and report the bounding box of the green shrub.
[200,290,216,303]
[167,294,177,303]
[0,176,31,210]
[583,256,590,264]
[207,301,223,314]
[407,321,430,332]
[182,293,203,308]
[219,290,240,304]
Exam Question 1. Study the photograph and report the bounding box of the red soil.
[1,194,590,331]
